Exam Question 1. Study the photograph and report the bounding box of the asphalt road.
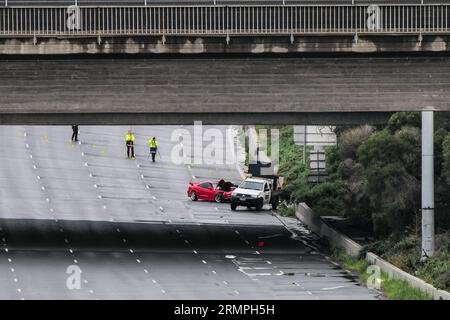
[0,125,379,299]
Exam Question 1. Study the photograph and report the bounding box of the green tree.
[356,128,421,237]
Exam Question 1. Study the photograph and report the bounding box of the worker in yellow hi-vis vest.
[147,137,159,162]
[124,129,136,159]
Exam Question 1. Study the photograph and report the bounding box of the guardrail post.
[421,109,435,261]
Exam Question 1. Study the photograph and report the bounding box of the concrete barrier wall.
[295,202,450,300]
[295,203,362,256]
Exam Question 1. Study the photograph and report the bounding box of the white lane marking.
[184,239,189,244]
[41,186,45,191]
[193,250,198,254]
[211,270,217,274]
[223,281,228,285]
[144,269,148,273]
[159,206,164,212]
[7,258,12,263]
[161,289,166,294]
[13,278,18,283]
[17,288,22,293]
[73,259,78,264]
[152,279,157,284]
[89,290,94,294]
[234,290,240,295]
[202,260,207,265]
[225,255,235,259]
[255,251,260,255]
[322,285,349,291]
[176,230,180,234]
[37,176,41,180]
[136,259,141,264]
[244,240,250,245]
[116,228,121,233]
[122,238,127,243]
[10,268,14,272]
[266,261,272,265]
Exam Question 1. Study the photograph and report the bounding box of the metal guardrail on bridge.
[0,4,449,37]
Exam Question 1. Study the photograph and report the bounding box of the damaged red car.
[187,180,237,203]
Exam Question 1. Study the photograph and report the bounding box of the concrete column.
[421,110,435,260]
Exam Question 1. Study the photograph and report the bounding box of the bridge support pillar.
[421,109,435,261]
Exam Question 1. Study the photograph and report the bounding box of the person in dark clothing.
[71,125,79,142]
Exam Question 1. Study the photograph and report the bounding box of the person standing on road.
[147,137,159,162]
[124,129,136,159]
[71,125,79,142]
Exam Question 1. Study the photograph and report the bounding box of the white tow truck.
[230,173,283,211]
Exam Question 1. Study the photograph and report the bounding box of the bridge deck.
[0,56,449,125]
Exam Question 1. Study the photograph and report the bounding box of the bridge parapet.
[1,3,449,38]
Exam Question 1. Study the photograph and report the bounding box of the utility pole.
[421,109,435,261]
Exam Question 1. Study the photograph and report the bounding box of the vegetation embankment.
[257,113,450,294]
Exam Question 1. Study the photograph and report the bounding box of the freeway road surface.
[0,125,379,299]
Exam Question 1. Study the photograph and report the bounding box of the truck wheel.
[190,191,198,201]
[231,203,237,211]
[214,193,223,203]
[255,199,263,211]
[271,197,279,210]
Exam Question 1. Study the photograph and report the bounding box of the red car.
[187,180,236,203]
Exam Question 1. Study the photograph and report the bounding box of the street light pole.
[421,109,435,261]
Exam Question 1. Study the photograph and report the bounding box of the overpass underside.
[0,56,449,125]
